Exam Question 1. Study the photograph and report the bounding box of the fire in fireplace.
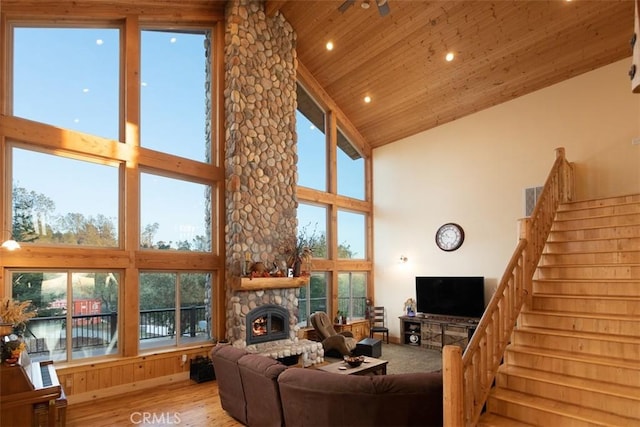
[246,304,290,345]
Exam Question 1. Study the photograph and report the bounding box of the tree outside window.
[337,272,367,320]
[139,272,210,350]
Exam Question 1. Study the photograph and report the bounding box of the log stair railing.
[443,147,574,426]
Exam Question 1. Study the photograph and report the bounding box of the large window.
[4,15,220,364]
[297,203,327,259]
[140,173,211,251]
[139,272,210,350]
[141,29,211,162]
[12,147,120,247]
[13,27,120,140]
[337,128,365,200]
[11,270,120,362]
[296,85,326,191]
[295,82,371,325]
[337,210,366,260]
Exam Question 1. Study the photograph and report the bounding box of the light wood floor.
[66,380,243,427]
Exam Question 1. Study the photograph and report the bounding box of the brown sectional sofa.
[210,344,443,427]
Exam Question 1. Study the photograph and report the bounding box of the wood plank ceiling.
[269,0,635,150]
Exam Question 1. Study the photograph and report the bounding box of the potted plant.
[286,223,321,277]
[0,297,35,336]
[0,298,35,364]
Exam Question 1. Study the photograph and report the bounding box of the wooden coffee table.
[317,356,388,375]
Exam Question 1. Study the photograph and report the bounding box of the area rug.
[381,342,442,374]
[324,342,442,374]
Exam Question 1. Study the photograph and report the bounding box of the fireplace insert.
[246,304,289,345]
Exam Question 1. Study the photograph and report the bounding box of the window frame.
[138,270,212,351]
[1,11,224,362]
[8,268,122,363]
[295,78,373,326]
[9,142,123,249]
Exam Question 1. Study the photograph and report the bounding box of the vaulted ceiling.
[268,0,635,149]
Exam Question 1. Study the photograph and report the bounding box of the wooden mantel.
[231,276,309,291]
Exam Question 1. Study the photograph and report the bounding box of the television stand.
[399,315,479,351]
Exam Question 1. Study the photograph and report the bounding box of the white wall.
[373,58,640,339]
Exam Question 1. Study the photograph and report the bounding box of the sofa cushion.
[238,354,288,427]
[210,344,248,424]
[278,368,443,426]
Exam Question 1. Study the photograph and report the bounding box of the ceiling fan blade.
[376,0,390,16]
[338,0,356,13]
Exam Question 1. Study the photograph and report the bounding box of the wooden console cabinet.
[333,319,370,342]
[400,315,479,351]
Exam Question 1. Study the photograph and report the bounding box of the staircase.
[479,194,640,426]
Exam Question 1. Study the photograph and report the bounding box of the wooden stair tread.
[554,211,640,220]
[542,249,640,255]
[498,365,640,400]
[532,293,640,300]
[531,294,640,308]
[521,309,638,322]
[490,388,639,425]
[533,277,640,283]
[516,325,640,344]
[507,344,640,370]
[536,263,640,268]
[544,235,640,243]
[558,195,640,210]
[477,413,535,426]
[551,223,640,233]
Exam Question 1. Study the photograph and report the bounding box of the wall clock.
[435,223,465,251]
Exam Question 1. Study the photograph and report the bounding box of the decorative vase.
[293,257,302,277]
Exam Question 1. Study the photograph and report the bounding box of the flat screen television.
[415,276,485,319]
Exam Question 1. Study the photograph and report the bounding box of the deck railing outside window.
[22,306,207,359]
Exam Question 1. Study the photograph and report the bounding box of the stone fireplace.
[221,0,324,366]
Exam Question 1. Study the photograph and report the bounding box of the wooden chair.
[370,306,389,344]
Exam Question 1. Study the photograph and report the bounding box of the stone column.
[223,0,299,345]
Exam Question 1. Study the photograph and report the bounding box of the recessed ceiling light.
[364,96,371,103]
[326,41,334,51]
[445,52,455,62]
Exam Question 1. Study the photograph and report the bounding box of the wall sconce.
[1,231,20,251]
[399,255,408,264]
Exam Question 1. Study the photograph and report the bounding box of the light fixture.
[364,95,372,103]
[1,231,20,251]
[445,52,455,62]
[326,41,334,51]
[399,255,408,264]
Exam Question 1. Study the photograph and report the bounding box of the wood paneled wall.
[57,345,213,404]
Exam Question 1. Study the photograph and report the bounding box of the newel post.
[555,147,574,203]
[443,345,464,427]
